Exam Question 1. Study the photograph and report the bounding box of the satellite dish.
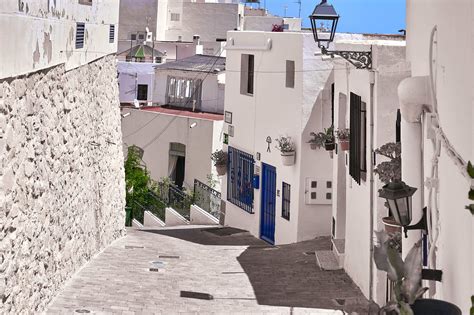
[133,99,140,108]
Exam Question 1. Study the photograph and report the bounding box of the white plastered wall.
[0,0,119,79]
[405,0,473,312]
[121,109,223,191]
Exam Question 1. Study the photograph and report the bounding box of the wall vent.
[109,25,115,43]
[75,22,85,49]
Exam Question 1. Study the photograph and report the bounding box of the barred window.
[282,182,290,220]
[75,23,85,49]
[227,146,254,213]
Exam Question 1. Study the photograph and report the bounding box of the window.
[166,76,202,109]
[286,60,295,88]
[155,57,162,64]
[75,23,85,49]
[240,54,254,95]
[170,13,180,21]
[282,182,290,220]
[227,146,254,213]
[349,92,367,184]
[131,34,137,40]
[138,34,145,40]
[137,85,148,101]
[78,0,92,5]
[283,24,289,30]
[109,25,115,43]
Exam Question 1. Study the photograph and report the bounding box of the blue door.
[260,163,276,244]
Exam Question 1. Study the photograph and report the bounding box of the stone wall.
[0,55,126,313]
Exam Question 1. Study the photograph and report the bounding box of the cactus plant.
[373,231,428,315]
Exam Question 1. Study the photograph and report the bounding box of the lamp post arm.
[321,46,372,69]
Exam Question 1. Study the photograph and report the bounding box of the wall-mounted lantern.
[378,180,428,237]
[309,0,372,69]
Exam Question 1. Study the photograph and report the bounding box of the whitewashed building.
[222,31,334,245]
[121,107,224,191]
[330,37,409,306]
[0,0,125,312]
[153,55,226,114]
[396,0,473,312]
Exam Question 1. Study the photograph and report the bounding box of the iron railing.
[194,179,221,220]
[154,182,192,220]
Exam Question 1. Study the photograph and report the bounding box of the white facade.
[121,108,224,191]
[0,0,118,79]
[154,69,225,114]
[398,1,473,312]
[118,62,156,104]
[222,31,334,245]
[331,40,409,305]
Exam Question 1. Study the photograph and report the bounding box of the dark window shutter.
[349,92,362,184]
[396,109,401,143]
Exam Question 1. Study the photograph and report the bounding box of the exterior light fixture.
[189,122,197,129]
[309,0,372,69]
[378,180,427,237]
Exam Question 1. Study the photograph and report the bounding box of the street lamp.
[378,180,427,237]
[309,0,372,69]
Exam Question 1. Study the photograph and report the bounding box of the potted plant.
[374,231,462,315]
[211,149,227,176]
[335,128,350,151]
[275,136,296,166]
[308,132,326,150]
[375,142,402,234]
[323,126,335,151]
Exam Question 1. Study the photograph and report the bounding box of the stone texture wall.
[0,55,126,313]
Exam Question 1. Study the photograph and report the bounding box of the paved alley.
[46,227,376,314]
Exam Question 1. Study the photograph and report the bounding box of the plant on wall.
[466,161,474,215]
[308,127,335,151]
[374,231,428,315]
[275,136,296,153]
[335,128,350,151]
[374,142,402,184]
[211,149,228,176]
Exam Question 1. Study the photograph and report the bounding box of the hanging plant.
[275,136,296,166]
[335,128,350,151]
[211,149,228,176]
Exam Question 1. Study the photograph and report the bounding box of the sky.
[259,0,406,34]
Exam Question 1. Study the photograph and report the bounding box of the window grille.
[349,92,366,184]
[282,182,290,220]
[75,23,85,49]
[78,0,92,5]
[109,25,115,43]
[227,146,254,213]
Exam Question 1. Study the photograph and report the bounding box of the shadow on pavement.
[236,237,379,314]
[141,227,268,246]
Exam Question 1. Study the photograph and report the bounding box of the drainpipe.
[397,76,432,257]
[368,70,375,302]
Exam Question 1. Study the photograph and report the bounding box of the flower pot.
[324,141,335,151]
[309,142,318,150]
[339,140,350,151]
[411,299,461,315]
[382,216,402,234]
[281,151,295,166]
[215,164,227,176]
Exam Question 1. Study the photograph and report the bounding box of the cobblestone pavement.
[46,226,377,315]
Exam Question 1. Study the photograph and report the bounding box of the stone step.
[315,250,342,271]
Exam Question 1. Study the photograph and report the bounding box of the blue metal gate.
[260,163,276,244]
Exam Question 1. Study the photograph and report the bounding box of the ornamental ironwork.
[321,46,372,69]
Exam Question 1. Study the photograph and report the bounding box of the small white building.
[330,37,409,306]
[222,31,334,245]
[121,107,224,191]
[153,54,226,114]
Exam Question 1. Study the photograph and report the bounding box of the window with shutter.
[109,25,115,43]
[349,92,367,184]
[75,23,85,49]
